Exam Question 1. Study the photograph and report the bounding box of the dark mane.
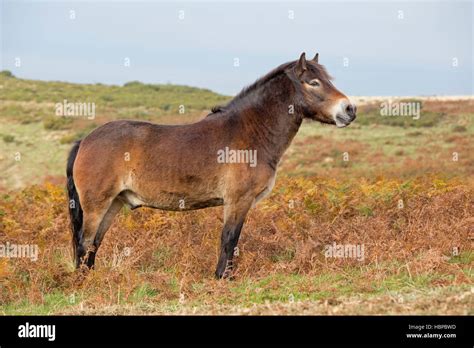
[207,59,332,117]
[232,61,295,102]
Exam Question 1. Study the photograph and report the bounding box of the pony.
[67,52,356,278]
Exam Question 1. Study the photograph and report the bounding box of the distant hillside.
[0,70,231,123]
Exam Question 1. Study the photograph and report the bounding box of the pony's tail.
[66,140,83,268]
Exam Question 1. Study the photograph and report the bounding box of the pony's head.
[290,52,356,127]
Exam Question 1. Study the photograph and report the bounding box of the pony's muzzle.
[335,100,357,127]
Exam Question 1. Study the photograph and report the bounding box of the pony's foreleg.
[215,200,252,279]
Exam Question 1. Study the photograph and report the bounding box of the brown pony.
[67,52,356,278]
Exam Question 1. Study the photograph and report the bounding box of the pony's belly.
[118,189,223,211]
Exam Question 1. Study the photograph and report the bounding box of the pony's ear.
[295,52,307,77]
[312,53,319,63]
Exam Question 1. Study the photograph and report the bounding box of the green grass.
[2,260,470,315]
[0,102,51,124]
[131,283,159,303]
[0,122,71,189]
[2,291,77,315]
[448,251,473,265]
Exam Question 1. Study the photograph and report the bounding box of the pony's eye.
[309,79,320,87]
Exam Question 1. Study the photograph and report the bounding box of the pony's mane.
[208,59,332,117]
[233,61,295,102]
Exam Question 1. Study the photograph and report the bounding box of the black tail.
[66,140,83,268]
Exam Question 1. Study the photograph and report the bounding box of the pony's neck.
[233,74,303,170]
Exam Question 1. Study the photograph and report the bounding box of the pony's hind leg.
[94,198,123,249]
[78,197,121,269]
[79,210,107,269]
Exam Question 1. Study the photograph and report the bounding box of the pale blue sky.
[1,0,473,96]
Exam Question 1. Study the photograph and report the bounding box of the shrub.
[0,70,15,78]
[59,134,77,144]
[43,116,73,130]
[452,125,467,133]
[2,134,15,143]
[123,81,143,87]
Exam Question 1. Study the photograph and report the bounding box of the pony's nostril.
[345,104,353,115]
[345,104,357,117]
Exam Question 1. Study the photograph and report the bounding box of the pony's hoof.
[216,260,235,280]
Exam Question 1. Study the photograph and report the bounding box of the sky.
[1,0,473,96]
